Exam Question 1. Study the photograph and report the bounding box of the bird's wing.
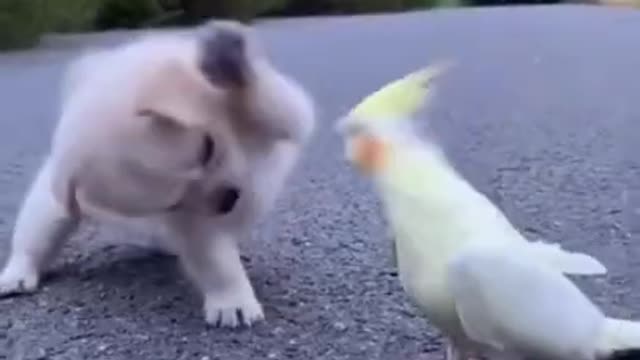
[520,240,607,275]
[446,242,605,358]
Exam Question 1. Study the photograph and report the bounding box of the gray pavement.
[1,4,640,359]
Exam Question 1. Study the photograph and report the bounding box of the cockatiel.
[335,64,640,360]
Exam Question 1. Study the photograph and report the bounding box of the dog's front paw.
[0,262,40,297]
[204,286,264,328]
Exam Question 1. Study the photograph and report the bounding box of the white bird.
[336,64,640,360]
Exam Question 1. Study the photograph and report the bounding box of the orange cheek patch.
[352,135,387,174]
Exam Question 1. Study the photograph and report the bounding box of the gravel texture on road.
[0,5,639,360]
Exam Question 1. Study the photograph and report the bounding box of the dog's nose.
[199,23,248,87]
[210,186,241,215]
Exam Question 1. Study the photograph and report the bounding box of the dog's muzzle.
[165,183,242,216]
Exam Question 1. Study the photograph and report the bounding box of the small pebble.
[333,322,348,331]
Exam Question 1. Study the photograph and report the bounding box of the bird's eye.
[337,117,365,138]
[200,135,215,166]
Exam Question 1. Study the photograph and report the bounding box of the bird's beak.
[350,134,388,175]
[336,115,387,174]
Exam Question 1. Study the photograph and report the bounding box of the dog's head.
[50,21,286,220]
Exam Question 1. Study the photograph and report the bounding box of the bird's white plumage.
[339,65,640,360]
[447,242,605,360]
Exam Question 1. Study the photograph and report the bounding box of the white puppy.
[0,21,316,328]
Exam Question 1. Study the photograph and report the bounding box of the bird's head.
[335,62,452,176]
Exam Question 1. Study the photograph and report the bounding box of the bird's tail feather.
[604,349,640,360]
[522,241,607,275]
[597,318,640,360]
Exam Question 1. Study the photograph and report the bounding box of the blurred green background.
[0,0,628,50]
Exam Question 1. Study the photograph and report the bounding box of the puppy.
[0,21,316,328]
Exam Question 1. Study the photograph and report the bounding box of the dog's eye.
[138,108,182,132]
[200,135,215,166]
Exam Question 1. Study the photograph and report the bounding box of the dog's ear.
[196,21,316,144]
[198,20,260,89]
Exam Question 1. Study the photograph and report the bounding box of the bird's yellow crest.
[348,61,452,122]
[338,60,453,175]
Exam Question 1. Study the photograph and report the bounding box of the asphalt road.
[1,4,640,360]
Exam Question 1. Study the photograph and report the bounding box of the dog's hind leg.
[0,158,79,296]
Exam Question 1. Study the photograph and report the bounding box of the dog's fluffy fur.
[0,21,315,327]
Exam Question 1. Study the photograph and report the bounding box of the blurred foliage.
[179,0,290,22]
[0,0,571,50]
[0,0,102,50]
[0,0,45,50]
[157,0,182,10]
[95,0,164,29]
[265,0,461,16]
[40,0,101,32]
